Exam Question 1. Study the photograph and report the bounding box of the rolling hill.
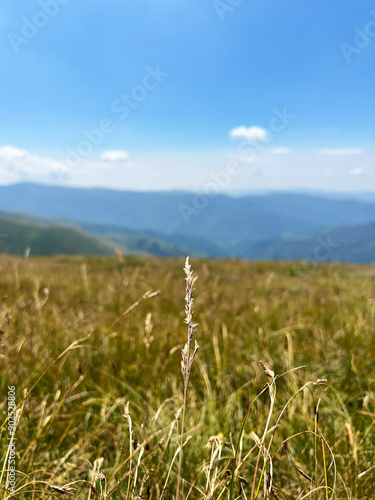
[0,215,115,256]
[0,212,215,258]
[75,221,225,258]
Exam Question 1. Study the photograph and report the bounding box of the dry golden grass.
[0,255,374,499]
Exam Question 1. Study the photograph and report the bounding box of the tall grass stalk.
[251,362,276,500]
[176,257,199,500]
[124,402,133,500]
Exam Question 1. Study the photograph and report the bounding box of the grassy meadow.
[0,255,374,499]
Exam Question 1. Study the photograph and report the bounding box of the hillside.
[76,221,225,258]
[0,216,115,256]
[0,211,215,258]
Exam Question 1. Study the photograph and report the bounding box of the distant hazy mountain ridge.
[1,183,375,262]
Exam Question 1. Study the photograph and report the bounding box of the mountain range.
[0,183,374,263]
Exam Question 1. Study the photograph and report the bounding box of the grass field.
[0,255,374,499]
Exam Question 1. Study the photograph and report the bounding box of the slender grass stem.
[176,258,199,500]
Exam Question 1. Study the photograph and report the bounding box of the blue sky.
[1,0,374,191]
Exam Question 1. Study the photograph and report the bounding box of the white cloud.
[101,150,130,162]
[349,167,365,176]
[0,144,136,186]
[229,126,268,141]
[0,145,72,185]
[270,147,292,155]
[0,145,27,160]
[319,148,363,156]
